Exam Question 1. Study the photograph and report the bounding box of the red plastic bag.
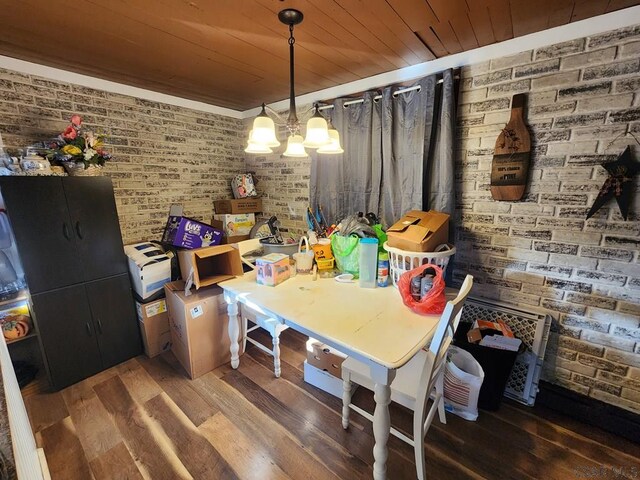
[398,263,447,315]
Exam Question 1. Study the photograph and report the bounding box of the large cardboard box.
[177,245,244,290]
[136,299,171,358]
[306,340,348,379]
[386,210,450,252]
[164,281,243,379]
[162,216,223,249]
[214,198,263,214]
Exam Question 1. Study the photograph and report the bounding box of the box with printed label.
[212,213,256,237]
[213,198,263,214]
[164,281,244,379]
[162,216,223,249]
[255,253,290,286]
[136,298,171,358]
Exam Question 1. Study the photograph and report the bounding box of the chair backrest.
[415,275,474,411]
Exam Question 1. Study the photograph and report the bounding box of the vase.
[62,162,103,177]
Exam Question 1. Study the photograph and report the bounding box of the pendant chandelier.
[245,9,343,157]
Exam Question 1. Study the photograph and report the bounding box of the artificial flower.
[62,145,82,156]
[84,148,97,161]
[63,126,77,140]
[46,114,111,169]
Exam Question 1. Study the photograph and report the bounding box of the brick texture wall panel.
[0,69,246,245]
[452,24,640,413]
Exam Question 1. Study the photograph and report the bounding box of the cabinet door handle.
[62,222,71,241]
[85,322,92,336]
[75,221,84,239]
[96,318,103,334]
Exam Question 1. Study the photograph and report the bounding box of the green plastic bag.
[331,234,360,277]
[373,224,387,253]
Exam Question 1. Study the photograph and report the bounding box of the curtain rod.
[317,76,458,111]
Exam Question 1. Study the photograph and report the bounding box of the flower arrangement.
[47,115,111,169]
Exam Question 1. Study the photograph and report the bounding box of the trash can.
[453,322,519,410]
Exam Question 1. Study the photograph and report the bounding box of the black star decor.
[587,146,639,221]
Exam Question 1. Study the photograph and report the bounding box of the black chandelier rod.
[287,22,298,131]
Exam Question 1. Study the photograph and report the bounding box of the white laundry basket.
[383,242,456,287]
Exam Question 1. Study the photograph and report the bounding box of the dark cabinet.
[0,177,141,390]
[86,274,141,369]
[63,178,128,282]
[31,286,102,389]
[0,177,84,293]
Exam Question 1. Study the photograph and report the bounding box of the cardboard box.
[255,253,290,286]
[136,299,171,357]
[223,234,250,245]
[212,213,256,237]
[178,245,244,290]
[306,340,348,379]
[386,210,450,252]
[210,219,251,244]
[214,198,263,214]
[162,216,223,249]
[164,281,244,379]
[303,360,356,398]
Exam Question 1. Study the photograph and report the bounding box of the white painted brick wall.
[0,69,246,244]
[456,24,640,413]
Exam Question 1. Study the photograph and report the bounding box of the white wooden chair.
[341,275,473,480]
[232,239,289,377]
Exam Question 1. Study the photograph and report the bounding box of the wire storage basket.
[383,242,456,287]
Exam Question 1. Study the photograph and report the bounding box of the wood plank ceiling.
[0,0,638,110]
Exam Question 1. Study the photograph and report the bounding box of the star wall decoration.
[586,146,639,221]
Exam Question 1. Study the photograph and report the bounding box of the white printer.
[124,242,172,301]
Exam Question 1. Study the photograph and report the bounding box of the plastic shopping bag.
[443,345,485,421]
[397,264,447,315]
[331,234,360,277]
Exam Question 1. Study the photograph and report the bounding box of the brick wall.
[0,68,246,244]
[245,25,640,413]
[455,24,640,414]
[244,119,314,238]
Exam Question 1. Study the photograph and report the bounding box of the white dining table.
[220,270,441,480]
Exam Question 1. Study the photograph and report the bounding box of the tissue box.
[256,253,290,286]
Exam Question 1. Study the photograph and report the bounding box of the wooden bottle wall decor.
[490,94,531,201]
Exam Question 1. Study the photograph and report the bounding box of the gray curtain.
[310,92,381,223]
[310,69,456,228]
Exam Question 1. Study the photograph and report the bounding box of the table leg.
[272,334,281,378]
[373,383,392,480]
[225,293,240,369]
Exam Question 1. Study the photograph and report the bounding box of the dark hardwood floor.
[25,328,640,480]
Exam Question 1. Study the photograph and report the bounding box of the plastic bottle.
[420,274,434,298]
[377,252,389,287]
[358,238,378,288]
[411,273,423,301]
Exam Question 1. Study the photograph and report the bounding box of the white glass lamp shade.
[251,115,280,147]
[317,128,344,154]
[303,115,329,148]
[245,142,273,154]
[283,135,308,157]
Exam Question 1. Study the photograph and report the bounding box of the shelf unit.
[6,333,37,346]
[0,291,29,309]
